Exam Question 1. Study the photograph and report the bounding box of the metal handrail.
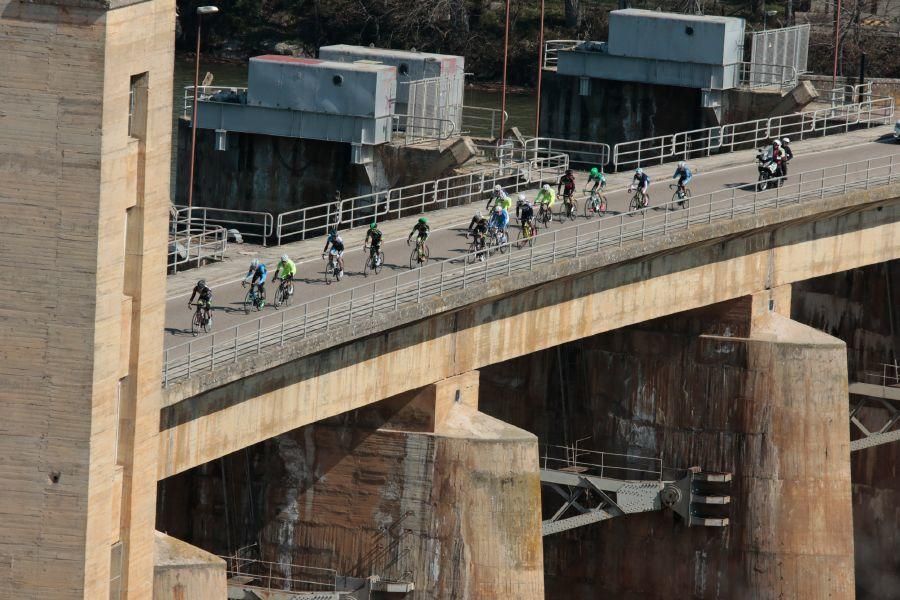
[543,40,580,69]
[539,444,663,481]
[737,61,798,90]
[220,556,337,592]
[461,105,508,139]
[612,96,895,170]
[168,224,228,274]
[172,205,274,246]
[524,137,611,168]
[162,154,900,386]
[392,114,458,148]
[274,153,569,244]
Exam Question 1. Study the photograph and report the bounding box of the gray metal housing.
[557,9,745,90]
[318,45,465,116]
[196,55,397,146]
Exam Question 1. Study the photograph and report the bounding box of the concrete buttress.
[237,372,545,598]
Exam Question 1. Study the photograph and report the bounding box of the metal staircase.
[539,443,732,536]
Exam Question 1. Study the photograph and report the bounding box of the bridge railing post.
[280,312,285,346]
[163,349,169,387]
[303,302,309,338]
[731,188,736,218]
[256,319,262,354]
[394,274,400,310]
[187,341,192,379]
[210,333,216,370]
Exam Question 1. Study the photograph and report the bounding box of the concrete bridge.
[4,0,900,596]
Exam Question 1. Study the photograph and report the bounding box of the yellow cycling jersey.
[536,189,556,206]
[495,195,513,211]
[276,259,297,278]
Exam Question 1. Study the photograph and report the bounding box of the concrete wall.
[159,189,900,478]
[477,301,855,598]
[175,119,475,217]
[792,260,900,599]
[539,70,703,146]
[0,0,173,597]
[153,532,226,600]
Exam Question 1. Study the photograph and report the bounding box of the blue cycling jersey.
[673,167,692,183]
[490,209,509,230]
[246,264,267,283]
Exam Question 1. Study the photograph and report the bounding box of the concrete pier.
[480,295,855,598]
[252,373,544,598]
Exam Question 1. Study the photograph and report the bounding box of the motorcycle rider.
[772,139,787,180]
[780,137,794,178]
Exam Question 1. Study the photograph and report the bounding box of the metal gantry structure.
[539,443,731,536]
[849,362,900,452]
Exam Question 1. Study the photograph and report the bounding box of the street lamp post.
[534,0,546,138]
[499,0,511,146]
[187,5,220,218]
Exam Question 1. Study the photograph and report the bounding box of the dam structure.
[1,0,899,598]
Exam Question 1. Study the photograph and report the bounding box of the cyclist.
[630,168,651,208]
[517,193,534,227]
[272,254,296,296]
[187,279,213,324]
[672,161,692,202]
[322,233,346,275]
[557,169,577,213]
[363,222,384,267]
[485,184,511,212]
[469,213,489,261]
[407,217,430,247]
[535,183,556,219]
[468,210,485,232]
[489,205,509,233]
[587,167,606,194]
[780,137,794,178]
[243,258,268,305]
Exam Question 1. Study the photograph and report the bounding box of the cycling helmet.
[197,279,206,287]
[782,137,791,144]
[565,169,573,175]
[678,161,685,168]
[328,227,337,237]
[280,254,289,262]
[369,222,377,229]
[474,210,482,218]
[250,258,259,268]
[590,167,599,177]
[335,236,343,243]
[418,217,427,224]
[493,184,502,192]
[542,184,550,191]
[517,192,526,202]
[635,168,643,175]
[494,206,502,213]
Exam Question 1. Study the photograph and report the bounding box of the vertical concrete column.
[738,311,855,597]
[258,371,544,599]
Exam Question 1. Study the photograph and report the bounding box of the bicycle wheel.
[274,285,286,308]
[201,312,211,333]
[583,198,596,220]
[681,188,691,209]
[567,199,578,221]
[363,255,372,277]
[409,247,419,269]
[325,261,333,284]
[374,252,384,274]
[420,244,429,266]
[191,311,201,337]
[628,196,641,214]
[243,289,253,314]
[467,242,480,263]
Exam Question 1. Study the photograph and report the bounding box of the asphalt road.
[163,139,900,364]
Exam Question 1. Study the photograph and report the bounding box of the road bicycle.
[273,277,293,308]
[562,193,578,221]
[583,190,607,219]
[487,226,509,255]
[189,302,211,336]
[363,244,384,277]
[516,218,536,248]
[242,282,265,313]
[409,238,429,269]
[537,202,553,228]
[467,233,487,264]
[670,183,691,209]
[627,187,649,214]
[324,251,343,284]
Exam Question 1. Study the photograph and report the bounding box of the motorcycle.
[756,150,780,192]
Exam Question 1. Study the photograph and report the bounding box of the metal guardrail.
[221,556,337,592]
[173,206,274,246]
[392,114,457,148]
[612,96,895,170]
[737,61,798,90]
[274,153,569,244]
[828,82,874,107]
[540,443,663,481]
[524,137,611,169]
[168,224,228,274]
[461,105,507,139]
[543,40,580,69]
[162,154,900,385]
